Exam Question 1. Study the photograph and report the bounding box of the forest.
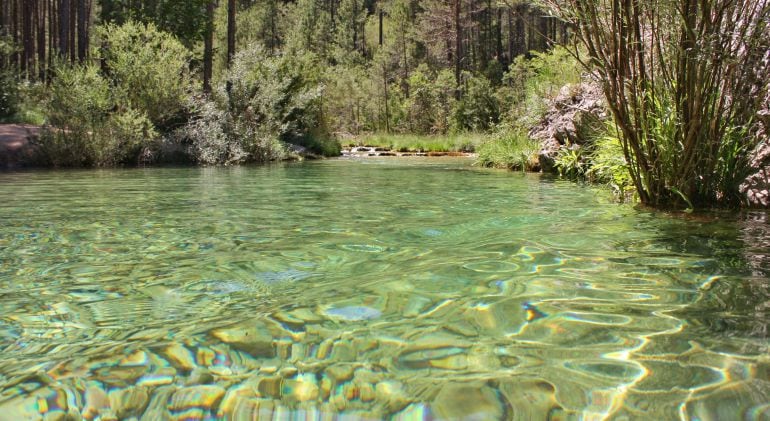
[1,0,769,208]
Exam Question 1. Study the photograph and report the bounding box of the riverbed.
[1,158,768,419]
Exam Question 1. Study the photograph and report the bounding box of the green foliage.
[553,144,586,178]
[95,21,192,129]
[39,22,191,167]
[0,36,18,119]
[40,63,161,167]
[323,64,376,134]
[453,72,499,131]
[401,64,457,135]
[100,0,210,47]
[499,46,581,128]
[353,133,485,152]
[476,130,540,171]
[0,70,19,121]
[585,130,633,196]
[180,43,338,165]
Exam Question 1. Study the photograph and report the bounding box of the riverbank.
[0,124,40,169]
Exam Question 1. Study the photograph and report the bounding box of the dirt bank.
[0,124,41,169]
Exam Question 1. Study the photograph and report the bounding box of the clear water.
[1,158,769,420]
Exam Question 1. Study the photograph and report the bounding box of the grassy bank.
[344,133,489,153]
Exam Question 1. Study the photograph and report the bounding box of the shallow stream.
[1,158,769,420]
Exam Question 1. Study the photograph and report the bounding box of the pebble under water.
[1,158,770,420]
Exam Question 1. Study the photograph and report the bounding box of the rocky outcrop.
[530,78,608,171]
[740,88,770,207]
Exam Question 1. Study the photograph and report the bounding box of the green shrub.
[95,21,192,130]
[180,43,338,164]
[0,70,18,120]
[585,129,634,196]
[498,46,581,129]
[39,63,112,167]
[453,72,499,132]
[553,144,587,178]
[0,37,18,120]
[476,129,540,170]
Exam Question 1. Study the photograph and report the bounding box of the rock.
[530,78,608,171]
[392,403,431,420]
[161,343,197,372]
[218,394,275,421]
[0,124,41,169]
[741,139,770,207]
[108,386,149,419]
[168,385,226,420]
[82,383,111,420]
[323,306,382,321]
[325,364,355,384]
[185,367,214,386]
[375,381,411,413]
[430,384,509,420]
[210,321,275,358]
[282,374,319,403]
[139,385,176,421]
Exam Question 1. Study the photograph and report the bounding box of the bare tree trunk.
[382,62,390,133]
[38,0,47,79]
[68,0,75,62]
[76,0,87,61]
[58,0,70,60]
[22,0,32,77]
[454,0,461,87]
[226,0,236,68]
[203,0,214,93]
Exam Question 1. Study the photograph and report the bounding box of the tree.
[545,0,770,207]
[203,0,214,92]
[227,0,236,67]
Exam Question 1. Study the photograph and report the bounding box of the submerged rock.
[169,385,226,420]
[430,384,509,420]
[323,306,382,321]
[210,321,275,357]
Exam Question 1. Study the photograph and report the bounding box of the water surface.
[1,158,769,420]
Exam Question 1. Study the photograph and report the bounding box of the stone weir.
[341,146,474,158]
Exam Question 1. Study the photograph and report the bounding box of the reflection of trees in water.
[671,211,770,343]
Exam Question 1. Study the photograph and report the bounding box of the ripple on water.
[0,161,767,420]
[340,244,387,253]
[462,261,520,273]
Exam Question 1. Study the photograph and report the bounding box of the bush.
[179,43,338,165]
[95,21,192,130]
[585,129,634,197]
[0,37,18,120]
[39,21,188,167]
[40,63,161,167]
[453,72,499,131]
[476,129,540,170]
[498,46,581,129]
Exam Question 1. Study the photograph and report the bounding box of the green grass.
[346,133,488,153]
[475,130,541,171]
[0,106,46,125]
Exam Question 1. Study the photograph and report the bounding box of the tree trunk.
[37,0,47,79]
[203,0,214,93]
[76,0,87,61]
[58,0,70,59]
[22,0,33,76]
[454,0,461,88]
[226,0,236,68]
[68,0,75,62]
